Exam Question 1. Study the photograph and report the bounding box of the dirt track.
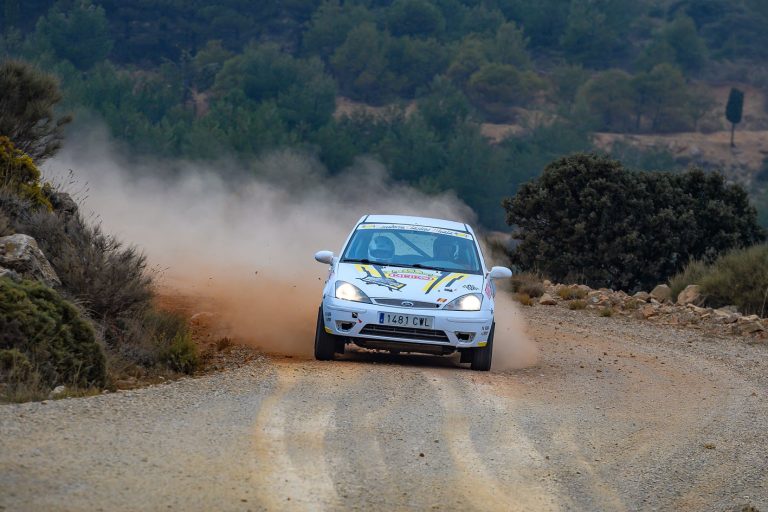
[1,306,766,511]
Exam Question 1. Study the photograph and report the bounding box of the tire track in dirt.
[251,363,344,510]
[429,373,560,511]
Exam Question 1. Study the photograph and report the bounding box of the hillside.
[2,0,768,228]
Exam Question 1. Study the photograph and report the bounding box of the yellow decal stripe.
[424,272,454,292]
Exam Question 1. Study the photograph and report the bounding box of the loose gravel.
[1,305,766,511]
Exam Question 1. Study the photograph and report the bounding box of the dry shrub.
[669,259,708,299]
[558,286,587,300]
[514,292,533,306]
[599,307,614,317]
[697,245,768,315]
[568,300,587,310]
[510,271,545,298]
[0,210,12,236]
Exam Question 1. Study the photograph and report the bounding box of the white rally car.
[313,215,511,371]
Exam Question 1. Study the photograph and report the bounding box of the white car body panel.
[317,215,499,353]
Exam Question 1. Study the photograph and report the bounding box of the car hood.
[336,262,485,305]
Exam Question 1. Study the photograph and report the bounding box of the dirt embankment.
[1,301,766,511]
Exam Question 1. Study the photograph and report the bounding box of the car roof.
[358,214,470,233]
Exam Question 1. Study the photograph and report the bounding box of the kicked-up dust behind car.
[44,128,538,369]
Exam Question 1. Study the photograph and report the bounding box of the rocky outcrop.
[0,234,60,287]
[531,280,764,340]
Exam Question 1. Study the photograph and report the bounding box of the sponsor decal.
[437,298,448,303]
[387,272,431,280]
[463,284,479,291]
[356,264,406,291]
[357,223,473,239]
[485,280,495,299]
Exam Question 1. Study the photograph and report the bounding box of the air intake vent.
[373,298,440,309]
[359,324,450,343]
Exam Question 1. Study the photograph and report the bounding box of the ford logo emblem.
[401,301,414,307]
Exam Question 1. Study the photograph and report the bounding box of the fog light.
[455,332,475,342]
[337,321,354,331]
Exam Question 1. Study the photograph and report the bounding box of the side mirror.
[489,266,512,280]
[314,250,334,264]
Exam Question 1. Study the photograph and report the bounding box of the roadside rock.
[0,234,60,287]
[677,285,702,306]
[539,293,557,306]
[734,321,765,335]
[650,284,672,303]
[634,291,651,302]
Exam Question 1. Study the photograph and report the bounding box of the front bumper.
[321,296,493,349]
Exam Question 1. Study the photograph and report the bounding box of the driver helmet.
[433,236,458,261]
[368,235,395,262]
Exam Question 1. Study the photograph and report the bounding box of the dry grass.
[514,293,534,306]
[599,307,614,317]
[558,287,588,300]
[568,300,587,310]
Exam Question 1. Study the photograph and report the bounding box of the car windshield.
[341,223,482,274]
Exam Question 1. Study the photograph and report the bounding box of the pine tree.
[726,88,744,147]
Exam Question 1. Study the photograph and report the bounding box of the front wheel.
[470,323,494,371]
[314,306,337,361]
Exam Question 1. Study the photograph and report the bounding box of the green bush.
[0,137,52,209]
[672,245,768,315]
[504,153,766,291]
[156,312,197,374]
[0,277,106,395]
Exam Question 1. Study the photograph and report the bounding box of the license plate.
[378,312,434,328]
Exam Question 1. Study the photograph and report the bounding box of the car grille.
[359,324,450,343]
[372,298,441,309]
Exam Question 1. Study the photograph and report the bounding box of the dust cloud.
[44,127,536,369]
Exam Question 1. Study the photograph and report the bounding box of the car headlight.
[335,281,372,303]
[443,293,482,311]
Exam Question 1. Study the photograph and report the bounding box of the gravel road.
[1,306,766,511]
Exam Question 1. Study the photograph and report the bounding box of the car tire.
[314,306,337,361]
[470,322,494,371]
